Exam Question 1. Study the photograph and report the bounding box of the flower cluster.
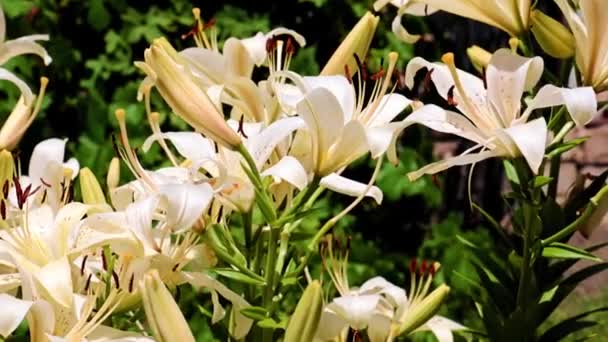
[0,1,607,342]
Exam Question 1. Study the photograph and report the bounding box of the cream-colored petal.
[315,307,350,341]
[499,118,547,174]
[0,67,34,105]
[158,183,214,232]
[143,131,216,162]
[329,294,381,330]
[320,173,383,204]
[223,38,255,79]
[321,120,368,174]
[521,85,597,126]
[420,316,466,342]
[486,49,543,124]
[403,104,486,144]
[28,138,67,186]
[0,37,52,66]
[0,294,34,337]
[365,93,412,127]
[32,257,73,308]
[245,116,306,168]
[261,156,309,190]
[391,7,422,43]
[297,87,345,170]
[407,149,498,181]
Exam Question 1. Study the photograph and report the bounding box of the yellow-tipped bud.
[140,270,196,342]
[530,10,574,59]
[284,280,324,342]
[139,38,241,149]
[466,45,492,73]
[79,168,107,205]
[509,38,520,53]
[0,150,14,192]
[106,157,120,190]
[398,284,450,336]
[321,11,379,76]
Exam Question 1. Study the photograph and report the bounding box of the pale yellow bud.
[140,269,195,342]
[530,10,575,59]
[398,284,450,336]
[0,77,48,151]
[0,150,14,192]
[106,157,120,190]
[284,280,324,342]
[79,167,107,205]
[139,38,241,149]
[466,45,492,73]
[321,11,379,76]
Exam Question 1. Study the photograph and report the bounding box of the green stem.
[237,143,277,222]
[547,155,560,200]
[280,176,320,220]
[542,185,608,245]
[263,227,280,307]
[243,210,253,260]
[516,205,534,313]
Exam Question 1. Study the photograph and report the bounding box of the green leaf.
[88,0,111,31]
[539,307,608,342]
[503,160,520,185]
[240,306,269,321]
[257,317,286,330]
[546,137,588,159]
[212,268,266,286]
[532,176,553,188]
[542,242,602,262]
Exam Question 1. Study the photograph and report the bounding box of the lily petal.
[321,173,383,204]
[0,36,52,66]
[403,104,486,144]
[407,149,498,181]
[329,294,381,330]
[521,85,598,126]
[0,294,34,337]
[499,118,548,173]
[420,315,466,342]
[245,116,306,168]
[158,183,214,232]
[32,257,73,308]
[0,67,34,105]
[261,156,309,190]
[143,132,216,162]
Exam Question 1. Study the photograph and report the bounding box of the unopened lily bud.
[0,150,14,193]
[79,167,106,205]
[138,38,241,149]
[140,269,195,342]
[579,184,608,238]
[284,280,324,342]
[321,11,379,76]
[106,157,120,190]
[0,77,48,150]
[530,10,574,59]
[466,45,491,73]
[398,284,450,336]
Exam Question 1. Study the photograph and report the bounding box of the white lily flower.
[142,117,309,212]
[555,0,608,92]
[401,49,597,181]
[316,240,463,341]
[374,0,532,43]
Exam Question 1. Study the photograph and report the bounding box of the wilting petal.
[521,85,598,126]
[420,316,466,342]
[246,116,306,168]
[408,149,498,181]
[486,49,543,124]
[403,104,486,144]
[0,295,36,338]
[329,294,380,330]
[158,183,214,232]
[321,173,383,204]
[499,118,548,174]
[261,156,308,190]
[32,257,73,308]
[143,132,216,162]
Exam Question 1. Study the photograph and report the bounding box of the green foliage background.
[2,0,605,340]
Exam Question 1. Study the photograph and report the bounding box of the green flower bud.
[398,284,450,336]
[530,10,574,59]
[284,280,324,342]
[79,167,106,205]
